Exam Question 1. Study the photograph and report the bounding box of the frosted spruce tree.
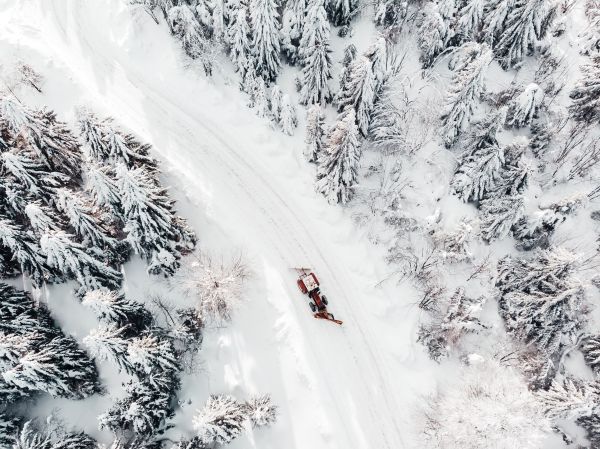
[193,395,248,445]
[227,2,252,74]
[417,1,453,68]
[250,0,281,81]
[0,215,48,284]
[116,164,196,275]
[487,0,557,68]
[280,0,307,64]
[479,194,524,241]
[326,0,358,27]
[279,94,298,135]
[496,248,588,364]
[316,109,361,204]
[40,230,123,295]
[84,162,122,216]
[82,289,152,332]
[506,83,542,127]
[245,394,277,427]
[569,54,600,123]
[455,0,484,42]
[335,56,377,135]
[304,104,326,162]
[298,0,332,105]
[24,201,65,235]
[269,84,283,121]
[451,144,505,202]
[83,324,136,375]
[0,98,83,178]
[441,42,492,147]
[374,0,406,29]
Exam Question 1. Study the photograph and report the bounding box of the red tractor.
[295,268,342,325]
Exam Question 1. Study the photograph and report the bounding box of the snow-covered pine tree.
[254,77,270,117]
[227,2,252,74]
[54,188,126,263]
[0,99,83,178]
[496,248,588,361]
[116,163,196,275]
[367,85,404,152]
[84,162,123,216]
[269,85,283,121]
[479,194,524,242]
[241,62,259,105]
[83,324,136,375]
[298,0,332,105]
[99,373,176,437]
[451,143,505,202]
[169,5,216,76]
[418,287,487,360]
[244,394,277,427]
[335,56,377,135]
[24,201,65,235]
[77,110,157,171]
[580,335,600,374]
[304,104,326,162]
[374,0,406,30]
[455,0,485,42]
[0,413,20,447]
[512,209,563,250]
[506,83,542,127]
[441,42,492,147]
[581,0,600,56]
[0,215,48,284]
[40,230,123,295]
[1,148,69,200]
[2,334,99,399]
[192,395,248,445]
[417,1,452,69]
[490,0,557,69]
[281,0,307,64]
[432,218,475,263]
[316,109,361,204]
[279,94,298,135]
[569,54,600,124]
[326,0,358,27]
[250,0,281,81]
[82,290,152,333]
[127,333,178,375]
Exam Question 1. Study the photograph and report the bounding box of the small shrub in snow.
[505,83,542,128]
[175,252,249,323]
[193,395,248,445]
[245,394,277,427]
[304,104,326,162]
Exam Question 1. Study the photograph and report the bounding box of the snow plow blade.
[314,312,343,325]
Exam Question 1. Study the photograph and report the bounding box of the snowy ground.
[0,1,440,447]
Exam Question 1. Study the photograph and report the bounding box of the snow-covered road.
[0,1,435,447]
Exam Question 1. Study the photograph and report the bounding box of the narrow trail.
[9,2,414,447]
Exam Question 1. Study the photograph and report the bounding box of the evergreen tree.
[298,0,333,105]
[2,335,99,399]
[40,230,123,294]
[451,144,505,202]
[227,3,252,74]
[506,83,541,127]
[374,0,406,29]
[479,194,524,242]
[456,0,484,42]
[250,0,281,81]
[169,5,216,75]
[83,324,135,374]
[326,0,358,27]
[0,99,83,178]
[116,164,196,275]
[417,1,452,69]
[496,248,588,361]
[269,84,283,121]
[441,42,492,147]
[335,56,377,135]
[84,162,123,216]
[461,107,506,151]
[490,0,557,68]
[24,201,65,235]
[581,0,600,56]
[0,413,20,447]
[254,78,270,117]
[281,0,307,64]
[127,333,178,375]
[367,85,404,152]
[304,104,326,162]
[192,395,248,445]
[0,216,48,284]
[279,95,298,135]
[580,335,600,374]
[82,290,152,332]
[316,109,361,204]
[569,55,600,124]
